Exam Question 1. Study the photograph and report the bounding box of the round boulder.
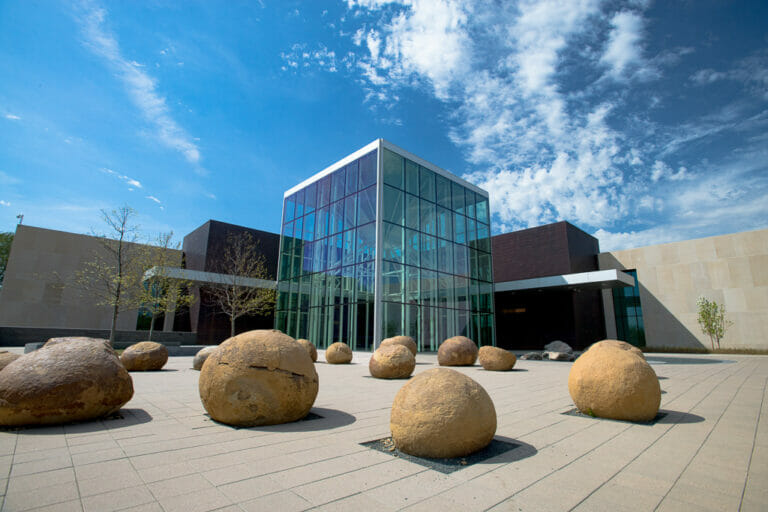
[437,336,478,366]
[199,330,318,427]
[192,346,218,371]
[369,345,415,379]
[120,341,168,371]
[380,336,417,356]
[0,351,20,371]
[588,339,645,359]
[568,339,660,422]
[325,342,353,364]
[391,368,496,458]
[296,339,318,362]
[478,346,516,371]
[0,337,134,426]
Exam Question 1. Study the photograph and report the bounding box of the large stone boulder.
[296,339,318,362]
[478,346,516,371]
[369,345,415,379]
[0,351,20,371]
[437,336,478,366]
[199,330,318,427]
[544,340,573,353]
[544,351,575,361]
[380,336,417,356]
[325,342,353,364]
[521,352,543,360]
[0,337,134,426]
[391,368,496,458]
[568,339,660,422]
[589,339,645,358]
[120,341,168,371]
[192,346,218,371]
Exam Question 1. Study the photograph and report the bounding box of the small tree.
[73,206,144,344]
[205,232,276,338]
[136,232,195,341]
[696,296,733,350]
[0,232,13,291]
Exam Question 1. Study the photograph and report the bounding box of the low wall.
[0,326,198,347]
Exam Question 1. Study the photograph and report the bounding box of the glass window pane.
[419,166,435,202]
[284,196,295,223]
[356,222,376,263]
[383,185,405,225]
[302,241,314,274]
[454,275,469,310]
[345,160,359,195]
[405,193,420,230]
[330,200,344,235]
[452,182,466,214]
[469,248,480,280]
[467,218,477,246]
[438,272,454,308]
[359,150,377,189]
[357,261,375,300]
[405,304,420,340]
[436,175,451,208]
[454,213,466,244]
[342,265,356,304]
[331,169,345,202]
[436,206,452,240]
[382,261,404,303]
[405,265,420,303]
[344,195,357,231]
[383,222,404,263]
[405,229,420,267]
[437,238,454,274]
[383,301,403,338]
[454,242,469,276]
[329,234,342,271]
[479,252,492,282]
[465,189,476,219]
[315,237,328,272]
[318,175,331,208]
[282,220,294,239]
[476,223,490,252]
[342,229,356,266]
[420,199,436,235]
[383,148,404,189]
[420,234,437,270]
[315,206,329,239]
[405,159,419,194]
[420,269,437,306]
[294,188,305,218]
[456,309,469,337]
[305,182,317,213]
[303,212,315,241]
[358,185,376,225]
[476,196,489,224]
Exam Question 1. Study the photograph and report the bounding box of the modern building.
[274,139,495,351]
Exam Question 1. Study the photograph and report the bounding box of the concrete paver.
[0,350,765,511]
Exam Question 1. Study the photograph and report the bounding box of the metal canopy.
[494,269,635,293]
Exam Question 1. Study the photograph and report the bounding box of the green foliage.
[0,232,13,289]
[696,297,733,350]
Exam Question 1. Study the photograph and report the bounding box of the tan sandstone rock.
[568,339,660,422]
[296,339,318,362]
[0,337,134,426]
[380,336,417,356]
[325,342,353,364]
[192,346,218,371]
[391,368,496,458]
[0,351,20,371]
[478,346,516,371]
[120,341,168,371]
[589,339,645,358]
[199,330,318,426]
[369,344,415,379]
[437,336,478,366]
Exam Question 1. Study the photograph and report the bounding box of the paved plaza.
[0,349,765,511]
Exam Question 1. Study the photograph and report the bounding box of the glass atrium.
[275,140,495,351]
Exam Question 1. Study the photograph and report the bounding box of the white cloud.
[4,114,20,121]
[600,11,645,79]
[0,200,10,207]
[281,43,339,73]
[78,5,204,170]
[691,68,725,85]
[100,168,143,189]
[146,195,162,204]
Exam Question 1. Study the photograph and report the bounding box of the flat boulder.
[391,368,496,458]
[296,339,318,362]
[544,340,573,353]
[0,337,133,426]
[544,351,575,361]
[325,342,353,364]
[521,352,543,360]
[199,330,318,426]
[192,346,218,370]
[437,336,478,366]
[120,341,168,371]
[478,346,516,371]
[380,336,417,356]
[0,351,20,371]
[568,339,660,422]
[369,345,415,379]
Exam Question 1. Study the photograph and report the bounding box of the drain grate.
[361,437,519,474]
[562,408,667,425]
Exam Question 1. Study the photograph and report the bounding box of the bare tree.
[73,206,143,344]
[205,232,276,338]
[136,232,195,341]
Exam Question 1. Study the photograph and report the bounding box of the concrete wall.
[0,225,182,333]
[599,228,768,350]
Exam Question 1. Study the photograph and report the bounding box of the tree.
[205,232,276,338]
[136,232,195,341]
[696,296,733,350]
[0,232,12,291]
[73,206,144,344]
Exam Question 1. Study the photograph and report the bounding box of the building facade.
[274,139,496,351]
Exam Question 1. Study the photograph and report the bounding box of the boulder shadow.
[474,368,528,372]
[655,410,705,424]
[1,408,153,433]
[227,407,356,433]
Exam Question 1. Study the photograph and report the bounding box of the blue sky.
[1,0,766,251]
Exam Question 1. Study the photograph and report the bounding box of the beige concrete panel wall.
[599,228,768,350]
[0,225,181,331]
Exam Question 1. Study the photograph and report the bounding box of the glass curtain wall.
[611,270,646,347]
[276,150,378,350]
[380,147,495,351]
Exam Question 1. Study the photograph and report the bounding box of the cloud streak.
[100,167,142,190]
[77,3,205,173]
